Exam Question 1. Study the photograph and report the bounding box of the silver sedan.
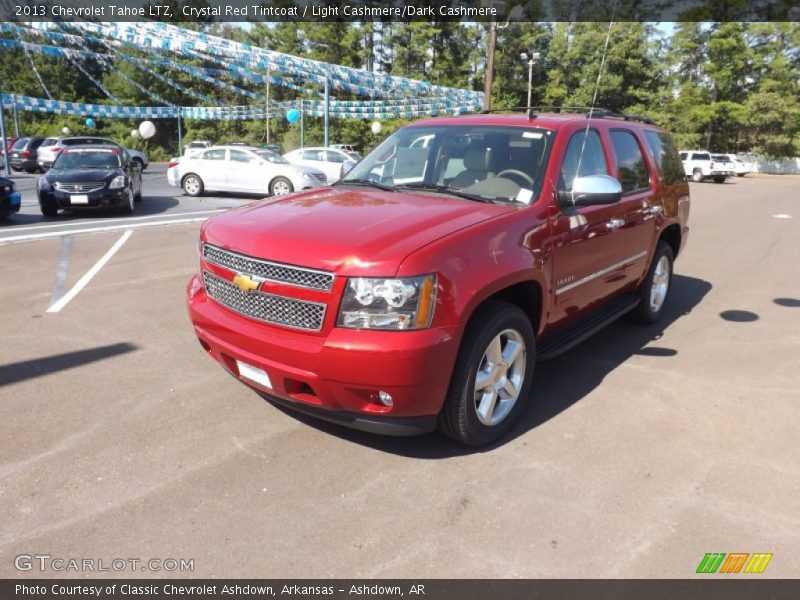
[168,146,327,197]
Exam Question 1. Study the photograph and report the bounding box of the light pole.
[520,51,540,109]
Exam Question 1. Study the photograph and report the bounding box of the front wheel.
[40,202,58,217]
[439,300,535,446]
[692,169,704,183]
[630,241,674,324]
[269,177,293,196]
[120,189,134,215]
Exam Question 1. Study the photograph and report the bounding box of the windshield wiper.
[395,182,498,203]
[335,178,396,192]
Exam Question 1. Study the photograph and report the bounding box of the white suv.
[680,150,728,183]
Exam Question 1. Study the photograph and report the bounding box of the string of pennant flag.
[0,21,483,121]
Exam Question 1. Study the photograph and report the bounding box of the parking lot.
[0,173,798,578]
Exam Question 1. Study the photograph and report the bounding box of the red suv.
[187,111,690,446]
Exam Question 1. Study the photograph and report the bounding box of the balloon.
[85,118,95,128]
[61,127,70,135]
[138,121,156,139]
[286,109,300,124]
[371,121,382,135]
[131,129,140,138]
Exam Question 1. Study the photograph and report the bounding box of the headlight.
[37,177,51,191]
[109,175,126,189]
[302,172,314,180]
[337,274,436,330]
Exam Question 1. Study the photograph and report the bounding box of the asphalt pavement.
[0,173,798,578]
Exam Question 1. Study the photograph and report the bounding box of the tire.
[439,300,535,446]
[692,169,704,183]
[713,176,725,183]
[630,241,674,325]
[26,169,37,174]
[737,173,745,177]
[182,174,204,197]
[40,202,58,217]
[269,177,293,196]
[120,189,135,215]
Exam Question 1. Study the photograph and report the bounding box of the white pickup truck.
[680,150,729,183]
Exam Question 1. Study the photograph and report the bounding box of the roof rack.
[584,109,656,125]
[467,106,656,124]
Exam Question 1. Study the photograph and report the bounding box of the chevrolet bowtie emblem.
[232,273,261,293]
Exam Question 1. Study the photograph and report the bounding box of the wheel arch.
[659,223,682,259]
[460,275,546,339]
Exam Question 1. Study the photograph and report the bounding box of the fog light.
[377,391,393,407]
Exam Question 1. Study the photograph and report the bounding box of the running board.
[536,295,640,361]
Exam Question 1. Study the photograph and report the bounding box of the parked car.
[37,145,142,216]
[723,153,754,176]
[3,136,18,155]
[9,137,46,173]
[711,154,736,176]
[168,145,327,197]
[0,176,21,219]
[37,137,149,171]
[186,110,690,446]
[679,150,728,183]
[283,147,356,184]
[184,140,213,158]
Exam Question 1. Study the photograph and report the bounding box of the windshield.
[343,124,554,204]
[256,150,288,164]
[52,149,121,170]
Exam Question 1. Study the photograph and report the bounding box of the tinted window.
[53,149,121,170]
[12,138,28,150]
[692,152,710,160]
[679,152,687,160]
[326,151,346,163]
[230,150,252,163]
[302,150,324,161]
[610,130,650,193]
[40,139,57,148]
[559,130,608,191]
[201,149,226,161]
[644,131,685,185]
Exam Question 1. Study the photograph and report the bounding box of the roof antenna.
[572,21,614,206]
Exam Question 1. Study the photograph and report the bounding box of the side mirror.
[341,159,357,178]
[558,174,622,208]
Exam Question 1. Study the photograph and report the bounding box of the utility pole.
[300,99,304,149]
[482,21,497,111]
[12,99,19,137]
[521,52,540,109]
[266,69,270,145]
[0,91,10,175]
[177,106,183,157]
[323,74,330,147]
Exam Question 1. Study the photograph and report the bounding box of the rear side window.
[559,130,608,192]
[610,130,650,193]
[40,139,56,148]
[12,138,28,150]
[680,152,687,160]
[644,131,685,185]
[692,152,710,160]
[302,149,324,161]
[201,149,226,161]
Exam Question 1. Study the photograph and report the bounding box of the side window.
[644,131,685,185]
[229,150,251,163]
[559,130,608,191]
[679,152,687,160]
[325,151,345,163]
[201,149,226,161]
[302,150,322,161]
[610,130,650,193]
[120,150,130,166]
[692,152,710,161]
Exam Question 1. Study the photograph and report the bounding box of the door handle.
[645,205,664,215]
[606,218,625,230]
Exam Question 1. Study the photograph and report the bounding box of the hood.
[203,186,515,276]
[47,168,119,183]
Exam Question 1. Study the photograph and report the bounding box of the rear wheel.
[692,169,703,183]
[270,177,293,196]
[630,241,674,324]
[182,174,204,197]
[439,300,535,446]
[713,176,725,183]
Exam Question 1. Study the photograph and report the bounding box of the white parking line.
[46,230,133,313]
[0,215,218,244]
[4,210,223,233]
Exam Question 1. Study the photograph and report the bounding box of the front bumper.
[39,187,130,209]
[186,273,460,435]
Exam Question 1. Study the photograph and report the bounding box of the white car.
[723,153,754,176]
[711,154,736,176]
[184,140,213,158]
[679,150,728,183]
[283,147,356,185]
[167,145,327,197]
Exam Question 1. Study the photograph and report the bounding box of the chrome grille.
[203,271,326,331]
[55,182,105,193]
[203,244,334,291]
